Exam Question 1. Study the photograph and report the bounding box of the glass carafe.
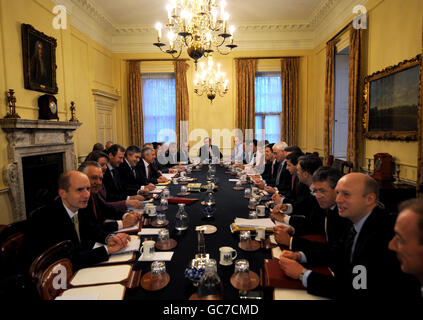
[175,203,189,231]
[197,259,223,299]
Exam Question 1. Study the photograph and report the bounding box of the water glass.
[240,231,251,243]
[234,259,250,275]
[151,261,166,276]
[181,185,188,193]
[244,188,251,198]
[156,212,166,225]
[248,211,257,219]
[158,228,170,242]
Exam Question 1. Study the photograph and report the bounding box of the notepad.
[234,218,276,229]
[162,173,177,180]
[274,288,330,300]
[117,221,140,233]
[150,186,167,193]
[99,252,135,265]
[57,284,126,300]
[93,235,140,255]
[70,265,132,287]
[138,251,174,262]
[138,228,161,236]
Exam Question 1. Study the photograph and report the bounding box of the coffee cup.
[145,204,156,217]
[256,205,265,217]
[219,246,237,266]
[140,240,155,258]
[255,226,266,241]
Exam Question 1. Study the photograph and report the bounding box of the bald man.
[278,173,421,299]
[24,171,131,270]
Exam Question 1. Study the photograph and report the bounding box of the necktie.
[345,226,357,263]
[324,209,329,242]
[271,161,275,175]
[147,164,151,180]
[72,214,81,243]
[111,168,119,185]
[132,167,137,178]
[291,175,296,190]
[91,196,98,219]
[275,162,283,185]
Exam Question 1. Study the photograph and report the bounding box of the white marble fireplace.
[0,119,81,222]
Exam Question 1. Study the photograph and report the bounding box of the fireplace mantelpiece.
[0,119,82,222]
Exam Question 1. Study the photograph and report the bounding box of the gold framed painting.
[363,54,421,140]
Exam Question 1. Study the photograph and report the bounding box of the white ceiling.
[89,0,323,26]
[59,0,368,52]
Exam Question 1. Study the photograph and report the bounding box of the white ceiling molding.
[58,0,368,53]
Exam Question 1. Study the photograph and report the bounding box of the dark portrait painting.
[22,24,58,94]
[364,55,421,140]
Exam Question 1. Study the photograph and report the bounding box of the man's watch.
[299,268,307,281]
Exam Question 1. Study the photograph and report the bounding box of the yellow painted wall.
[306,0,422,183]
[0,0,119,224]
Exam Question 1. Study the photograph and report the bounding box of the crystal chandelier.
[194,56,228,102]
[153,0,237,68]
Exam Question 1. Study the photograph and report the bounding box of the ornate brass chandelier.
[194,56,228,102]
[153,0,237,68]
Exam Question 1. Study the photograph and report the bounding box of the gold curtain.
[128,61,144,147]
[323,40,336,163]
[418,24,423,198]
[281,57,299,146]
[347,24,362,170]
[174,60,190,145]
[235,59,257,138]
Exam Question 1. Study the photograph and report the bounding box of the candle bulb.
[155,22,162,40]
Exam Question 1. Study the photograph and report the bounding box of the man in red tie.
[78,161,142,233]
[137,147,168,185]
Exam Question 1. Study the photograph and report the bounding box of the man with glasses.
[272,166,351,267]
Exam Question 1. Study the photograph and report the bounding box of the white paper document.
[229,179,240,182]
[150,186,167,194]
[234,218,276,229]
[117,221,140,233]
[162,173,177,180]
[138,228,161,236]
[93,235,140,255]
[138,251,174,262]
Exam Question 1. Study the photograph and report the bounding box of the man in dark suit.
[177,142,191,164]
[271,154,322,220]
[79,161,141,233]
[389,199,423,298]
[103,144,144,202]
[199,137,222,164]
[85,150,143,211]
[118,145,144,196]
[261,141,290,195]
[279,173,421,299]
[137,147,169,185]
[273,166,351,264]
[23,171,131,270]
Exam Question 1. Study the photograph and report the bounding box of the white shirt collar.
[107,163,114,172]
[143,159,150,168]
[62,200,78,219]
[125,158,132,168]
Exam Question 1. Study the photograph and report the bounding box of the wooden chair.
[0,220,27,276]
[333,158,354,175]
[29,240,74,300]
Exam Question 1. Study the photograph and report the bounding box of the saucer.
[198,224,217,234]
